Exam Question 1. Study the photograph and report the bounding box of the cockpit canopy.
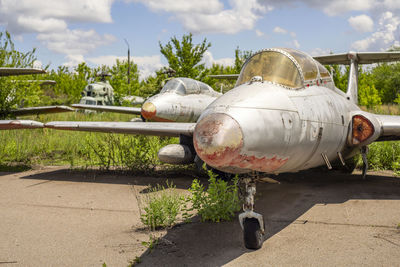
[160,78,220,97]
[236,48,332,89]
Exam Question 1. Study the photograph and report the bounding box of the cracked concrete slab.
[0,167,399,266]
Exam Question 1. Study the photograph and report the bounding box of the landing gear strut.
[238,175,265,249]
[361,146,369,179]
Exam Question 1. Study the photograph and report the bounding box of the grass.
[0,112,178,171]
[140,181,183,230]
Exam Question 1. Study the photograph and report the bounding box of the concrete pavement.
[0,167,399,266]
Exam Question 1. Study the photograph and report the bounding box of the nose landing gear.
[238,176,265,249]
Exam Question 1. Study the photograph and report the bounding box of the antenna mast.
[124,38,131,95]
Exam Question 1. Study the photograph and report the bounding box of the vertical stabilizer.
[346,52,359,105]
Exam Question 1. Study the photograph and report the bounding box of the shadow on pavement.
[137,170,400,266]
[19,167,203,189]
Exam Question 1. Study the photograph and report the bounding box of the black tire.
[243,218,263,249]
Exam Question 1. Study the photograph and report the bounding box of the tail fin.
[314,51,400,105]
[346,53,359,104]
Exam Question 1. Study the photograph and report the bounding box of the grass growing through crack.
[140,181,183,230]
[186,170,241,222]
[140,170,241,231]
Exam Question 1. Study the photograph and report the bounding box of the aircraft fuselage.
[194,81,361,174]
[142,92,219,122]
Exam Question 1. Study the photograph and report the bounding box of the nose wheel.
[238,176,265,249]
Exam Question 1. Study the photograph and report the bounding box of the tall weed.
[140,182,182,230]
[186,170,240,222]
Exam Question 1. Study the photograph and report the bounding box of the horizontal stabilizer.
[0,67,46,76]
[45,121,196,137]
[0,120,43,130]
[10,106,74,116]
[314,51,400,65]
[71,104,142,115]
[375,114,400,141]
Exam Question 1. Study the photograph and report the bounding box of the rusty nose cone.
[141,102,156,120]
[193,113,243,168]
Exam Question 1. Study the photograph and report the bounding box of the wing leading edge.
[10,106,74,116]
[45,121,195,137]
[0,120,43,130]
[71,104,142,115]
[0,67,46,76]
[314,51,400,65]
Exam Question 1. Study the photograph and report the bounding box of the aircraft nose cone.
[141,102,156,120]
[193,113,243,169]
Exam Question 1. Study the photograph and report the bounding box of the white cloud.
[87,55,164,79]
[132,0,270,34]
[309,48,332,56]
[33,60,43,69]
[273,26,287,34]
[255,29,265,37]
[130,0,223,14]
[348,14,374,32]
[351,11,400,51]
[37,29,116,66]
[293,39,300,49]
[63,54,85,67]
[0,0,115,67]
[0,0,114,34]
[257,0,375,16]
[202,51,234,68]
[318,0,374,16]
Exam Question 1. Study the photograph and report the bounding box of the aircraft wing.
[71,104,142,115]
[0,67,46,76]
[314,51,400,65]
[45,121,196,137]
[10,106,74,116]
[0,120,43,130]
[209,74,239,79]
[374,114,400,141]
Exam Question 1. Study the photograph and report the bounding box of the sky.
[1,0,400,79]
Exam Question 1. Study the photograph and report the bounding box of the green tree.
[371,62,400,103]
[0,31,39,118]
[201,47,253,93]
[159,33,211,79]
[234,47,253,73]
[109,59,140,97]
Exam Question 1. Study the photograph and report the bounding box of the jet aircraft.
[72,77,222,123]
[24,48,400,249]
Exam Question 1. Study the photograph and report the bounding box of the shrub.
[186,170,240,222]
[140,181,182,230]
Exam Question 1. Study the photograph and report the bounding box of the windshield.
[160,79,186,95]
[236,50,302,89]
[85,100,96,105]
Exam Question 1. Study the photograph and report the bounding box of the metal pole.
[124,39,130,95]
